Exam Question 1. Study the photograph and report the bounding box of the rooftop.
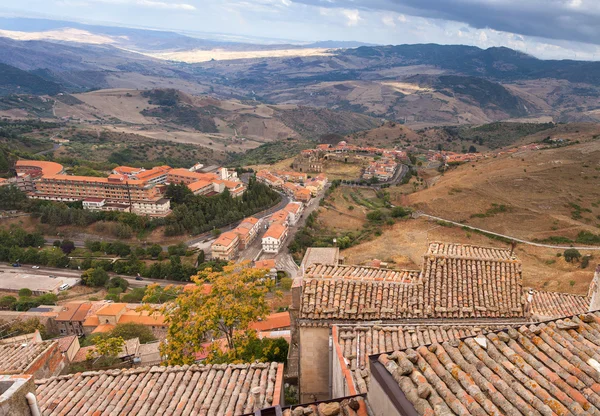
[530,288,590,319]
[300,247,340,270]
[16,160,64,176]
[263,222,287,240]
[0,341,55,375]
[334,323,517,394]
[305,264,420,282]
[426,241,517,260]
[35,362,283,416]
[374,311,600,416]
[213,231,239,247]
[250,312,291,332]
[96,303,127,316]
[254,259,276,270]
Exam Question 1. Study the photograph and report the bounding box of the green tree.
[18,288,32,298]
[147,244,162,258]
[145,262,272,365]
[81,268,109,287]
[60,240,76,254]
[0,296,16,309]
[106,277,129,291]
[87,336,125,360]
[109,323,156,344]
[197,250,205,265]
[564,248,582,263]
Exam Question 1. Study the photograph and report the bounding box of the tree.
[197,250,205,265]
[87,336,125,360]
[60,240,76,254]
[18,288,32,298]
[144,262,273,365]
[109,323,156,344]
[106,277,129,291]
[564,248,582,263]
[81,268,109,287]
[0,296,16,309]
[147,244,162,258]
[206,330,288,364]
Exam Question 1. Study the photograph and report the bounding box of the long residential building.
[262,222,288,253]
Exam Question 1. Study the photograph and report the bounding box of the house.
[55,302,93,336]
[233,217,261,249]
[188,179,213,195]
[262,222,288,253]
[294,187,312,203]
[250,311,291,332]
[254,259,277,270]
[291,242,596,403]
[0,336,65,379]
[34,362,284,415]
[82,302,168,339]
[269,210,289,225]
[256,170,284,187]
[211,231,240,260]
[282,201,303,225]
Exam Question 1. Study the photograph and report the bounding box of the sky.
[2,0,600,60]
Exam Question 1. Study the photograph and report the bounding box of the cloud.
[136,0,195,10]
[291,0,600,46]
[382,14,395,27]
[341,9,361,26]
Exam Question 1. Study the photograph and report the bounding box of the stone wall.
[23,342,65,379]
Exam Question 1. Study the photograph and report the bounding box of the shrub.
[279,277,293,291]
[564,248,582,263]
[366,210,385,222]
[18,288,32,298]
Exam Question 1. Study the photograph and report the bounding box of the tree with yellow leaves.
[143,261,273,365]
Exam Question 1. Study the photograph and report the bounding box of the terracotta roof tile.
[529,289,590,319]
[0,341,55,374]
[335,324,516,394]
[300,242,525,320]
[376,311,600,416]
[426,241,516,260]
[35,362,282,416]
[250,312,291,332]
[281,396,368,416]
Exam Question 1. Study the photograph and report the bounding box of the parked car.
[48,275,56,278]
[11,263,21,267]
[32,266,40,269]
[59,283,69,291]
[135,276,144,281]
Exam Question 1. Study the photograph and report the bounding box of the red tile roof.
[35,362,283,415]
[16,160,64,176]
[264,223,287,240]
[250,312,291,332]
[529,289,590,318]
[377,312,600,416]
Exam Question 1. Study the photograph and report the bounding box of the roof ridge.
[35,361,274,384]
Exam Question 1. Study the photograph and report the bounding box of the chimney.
[589,265,600,312]
[0,375,39,416]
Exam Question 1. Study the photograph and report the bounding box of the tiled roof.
[36,362,282,416]
[250,312,291,332]
[420,252,524,318]
[16,160,64,176]
[212,231,239,247]
[300,247,340,269]
[0,341,54,374]
[335,324,516,394]
[96,303,127,316]
[376,311,600,416]
[263,223,287,240]
[92,323,115,333]
[254,259,276,270]
[71,345,95,363]
[305,264,420,282]
[188,179,212,192]
[282,396,368,416]
[241,217,259,226]
[529,289,590,319]
[426,241,516,260]
[56,336,76,353]
[300,266,524,321]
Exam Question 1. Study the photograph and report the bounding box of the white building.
[262,222,289,253]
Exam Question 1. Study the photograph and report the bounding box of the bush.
[366,210,385,223]
[106,277,129,291]
[81,268,109,287]
[564,248,582,263]
[110,323,156,344]
[582,256,591,269]
[391,206,411,218]
[279,277,293,291]
[18,288,32,298]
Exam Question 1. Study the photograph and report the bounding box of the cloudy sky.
[2,0,600,60]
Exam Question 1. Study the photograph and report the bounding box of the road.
[252,184,330,279]
[417,212,600,251]
[0,264,187,290]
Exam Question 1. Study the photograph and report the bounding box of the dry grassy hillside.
[402,140,600,242]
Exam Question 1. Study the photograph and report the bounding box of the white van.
[59,283,70,291]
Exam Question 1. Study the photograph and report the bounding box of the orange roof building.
[250,312,290,332]
[15,160,64,178]
[211,231,240,260]
[262,222,289,253]
[254,259,277,270]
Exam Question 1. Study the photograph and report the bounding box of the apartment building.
[233,217,261,249]
[282,201,303,225]
[15,160,64,178]
[262,222,288,253]
[211,231,240,260]
[167,168,219,185]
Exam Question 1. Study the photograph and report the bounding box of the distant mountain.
[343,44,600,83]
[0,63,61,95]
[304,40,377,48]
